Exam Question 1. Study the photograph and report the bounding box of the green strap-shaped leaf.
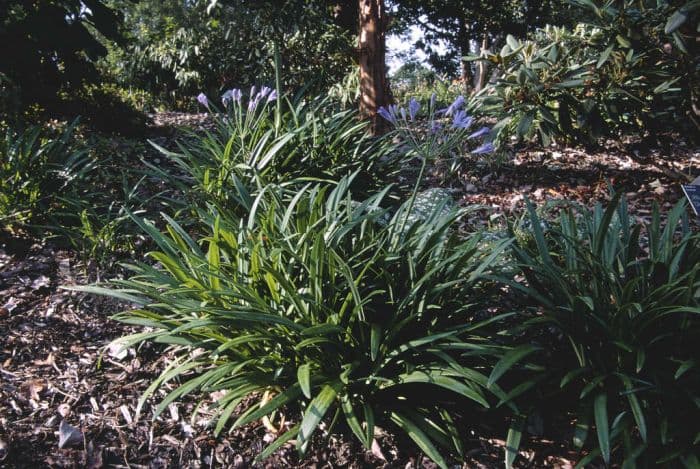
[594,393,610,464]
[370,323,381,361]
[297,363,312,399]
[340,396,370,448]
[621,376,647,443]
[233,384,302,428]
[524,197,553,268]
[394,370,489,408]
[390,411,447,469]
[597,45,614,68]
[297,382,341,455]
[255,423,301,462]
[488,344,540,387]
[505,414,525,469]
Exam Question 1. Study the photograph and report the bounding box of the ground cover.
[1,112,698,468]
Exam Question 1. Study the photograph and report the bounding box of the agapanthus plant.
[164,90,397,215]
[197,85,280,140]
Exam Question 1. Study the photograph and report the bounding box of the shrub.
[492,195,700,466]
[85,176,513,466]
[471,0,700,146]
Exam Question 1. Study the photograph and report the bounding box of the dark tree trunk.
[457,19,473,95]
[358,0,389,135]
[474,34,490,92]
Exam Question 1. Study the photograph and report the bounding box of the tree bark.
[474,34,490,92]
[358,0,388,135]
[458,20,473,95]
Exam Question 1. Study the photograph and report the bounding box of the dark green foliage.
[492,196,700,466]
[76,89,518,466]
[0,120,154,267]
[0,0,124,115]
[103,0,354,106]
[0,120,89,227]
[472,0,700,146]
[149,94,398,213]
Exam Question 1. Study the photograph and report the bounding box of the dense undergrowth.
[0,118,160,271]
[3,88,699,468]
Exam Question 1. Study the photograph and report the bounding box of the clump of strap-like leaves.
[491,195,700,467]
[88,174,512,467]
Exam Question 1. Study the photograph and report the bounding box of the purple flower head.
[232,88,242,102]
[377,104,399,125]
[408,98,420,121]
[444,95,465,116]
[400,107,407,121]
[452,110,473,129]
[468,126,491,139]
[250,86,257,98]
[248,95,261,112]
[471,142,496,154]
[260,86,272,97]
[266,89,278,103]
[197,93,209,107]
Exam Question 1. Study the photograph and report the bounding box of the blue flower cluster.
[378,95,495,155]
[197,86,278,113]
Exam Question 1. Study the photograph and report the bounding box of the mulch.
[429,134,699,230]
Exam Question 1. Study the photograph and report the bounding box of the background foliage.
[0,0,125,118]
[101,0,355,107]
[470,0,700,146]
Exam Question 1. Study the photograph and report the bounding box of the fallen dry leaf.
[58,420,83,449]
[26,380,44,401]
[34,352,55,367]
[371,438,387,461]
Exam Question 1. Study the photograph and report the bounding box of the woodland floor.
[1,114,698,468]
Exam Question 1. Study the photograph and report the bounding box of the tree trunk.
[459,48,473,95]
[474,34,490,92]
[458,19,473,94]
[358,0,388,135]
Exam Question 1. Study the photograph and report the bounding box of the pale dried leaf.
[58,420,83,449]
